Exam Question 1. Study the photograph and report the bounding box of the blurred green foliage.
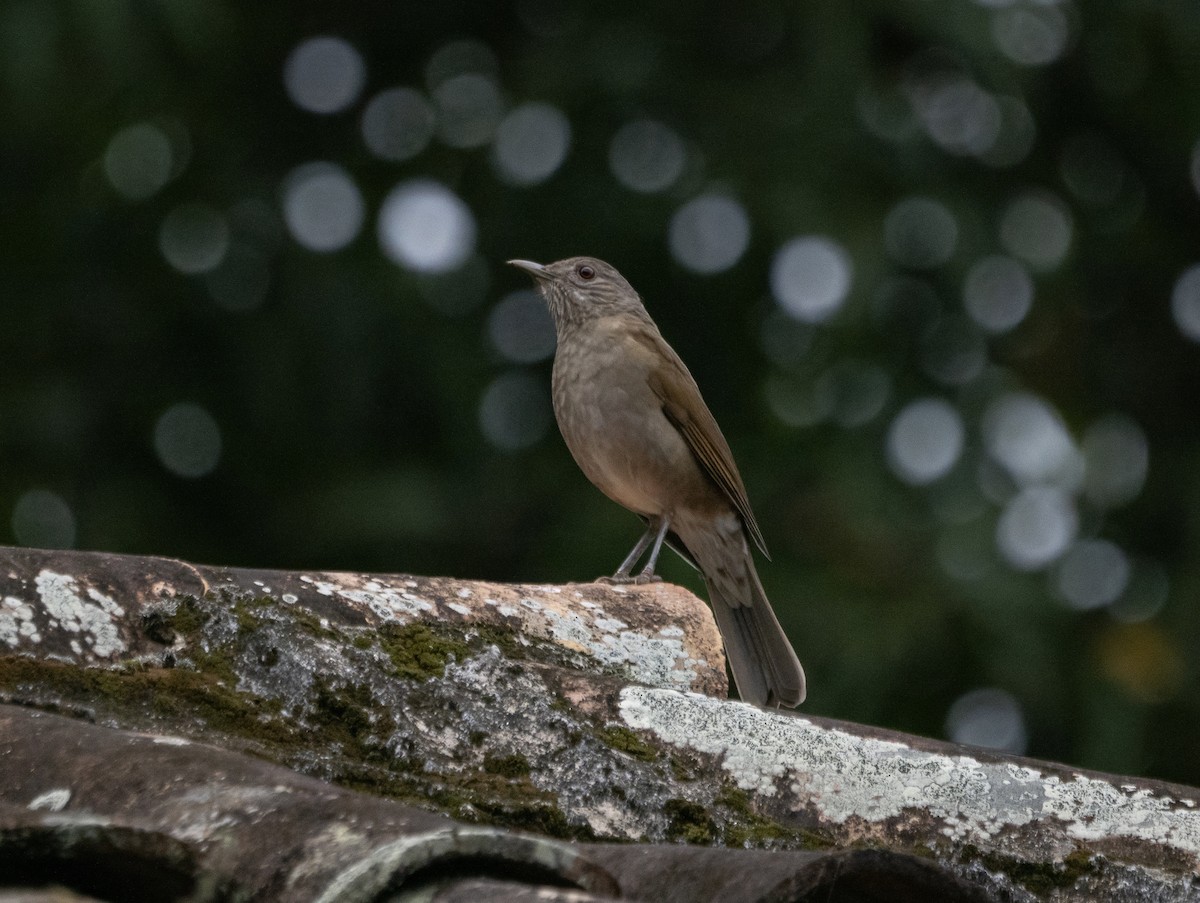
[2,0,1200,784]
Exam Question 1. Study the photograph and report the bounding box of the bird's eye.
[577,264,595,280]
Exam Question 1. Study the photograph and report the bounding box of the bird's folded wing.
[639,330,770,558]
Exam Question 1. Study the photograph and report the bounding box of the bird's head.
[508,256,644,329]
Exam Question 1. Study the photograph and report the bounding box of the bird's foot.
[594,573,662,585]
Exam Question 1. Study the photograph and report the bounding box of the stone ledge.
[2,545,1198,902]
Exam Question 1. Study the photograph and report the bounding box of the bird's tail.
[703,553,806,708]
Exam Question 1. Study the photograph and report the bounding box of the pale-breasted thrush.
[509,256,806,707]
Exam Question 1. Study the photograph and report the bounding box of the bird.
[508,256,806,707]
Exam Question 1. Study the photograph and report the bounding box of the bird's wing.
[637,329,770,558]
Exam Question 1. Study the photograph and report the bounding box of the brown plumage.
[509,255,806,707]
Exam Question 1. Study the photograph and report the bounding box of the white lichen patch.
[532,603,701,691]
[299,575,336,597]
[34,570,126,659]
[152,736,192,746]
[309,573,436,624]
[1,595,40,647]
[619,687,1200,859]
[543,607,591,649]
[29,788,71,812]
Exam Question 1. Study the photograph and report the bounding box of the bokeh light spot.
[284,36,365,114]
[492,102,572,186]
[983,392,1077,486]
[884,197,958,269]
[104,122,172,201]
[944,687,1027,754]
[912,76,1002,157]
[1081,414,1148,509]
[433,74,504,149]
[11,489,76,549]
[608,119,687,193]
[282,162,364,253]
[425,39,499,90]
[153,403,222,479]
[488,290,557,363]
[818,361,891,429]
[996,486,1077,571]
[479,372,552,451]
[378,180,476,273]
[1056,539,1130,611]
[887,397,965,485]
[1109,561,1169,624]
[159,203,229,275]
[979,96,1037,169]
[999,191,1073,272]
[668,195,750,275]
[763,376,836,428]
[1169,264,1200,343]
[361,87,436,162]
[770,236,853,323]
[984,97,1041,169]
[963,255,1034,333]
[991,5,1069,67]
[1096,623,1184,703]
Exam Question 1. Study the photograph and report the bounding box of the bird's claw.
[594,573,661,585]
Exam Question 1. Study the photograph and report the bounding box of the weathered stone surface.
[0,546,725,699]
[0,705,989,901]
[2,545,1199,901]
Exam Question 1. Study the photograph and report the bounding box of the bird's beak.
[507,259,548,280]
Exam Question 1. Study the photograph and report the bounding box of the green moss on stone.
[664,798,718,844]
[422,762,597,842]
[483,753,532,778]
[598,725,658,761]
[0,656,292,747]
[308,678,394,750]
[235,608,260,636]
[959,843,1097,893]
[481,800,592,841]
[468,624,530,661]
[716,785,832,849]
[167,597,212,638]
[378,622,470,680]
[285,605,337,638]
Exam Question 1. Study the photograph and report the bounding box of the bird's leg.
[596,518,661,584]
[633,516,671,584]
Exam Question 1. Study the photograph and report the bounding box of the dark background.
[3,1,1199,783]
